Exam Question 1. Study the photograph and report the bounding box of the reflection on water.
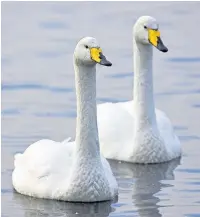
[12,193,116,217]
[109,158,181,217]
[2,1,200,217]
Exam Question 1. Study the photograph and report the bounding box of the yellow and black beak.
[90,48,112,66]
[148,29,168,53]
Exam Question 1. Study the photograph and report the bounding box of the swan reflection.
[12,192,117,217]
[109,158,181,217]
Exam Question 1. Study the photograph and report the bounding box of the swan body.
[98,16,181,164]
[12,37,118,202]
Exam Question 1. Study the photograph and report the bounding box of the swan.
[12,37,118,202]
[97,16,181,164]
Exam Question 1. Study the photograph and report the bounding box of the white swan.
[97,16,181,164]
[12,37,118,202]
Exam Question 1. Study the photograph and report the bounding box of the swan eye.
[85,45,89,49]
[144,26,147,29]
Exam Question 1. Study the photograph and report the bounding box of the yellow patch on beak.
[90,48,102,63]
[148,29,161,47]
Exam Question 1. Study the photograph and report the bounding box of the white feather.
[12,37,118,202]
[97,16,181,164]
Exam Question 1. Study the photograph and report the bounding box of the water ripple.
[107,72,133,79]
[179,135,200,141]
[177,168,200,174]
[185,214,200,217]
[1,189,13,194]
[1,109,21,116]
[1,56,11,66]
[33,111,76,118]
[193,104,200,108]
[39,21,69,29]
[157,89,200,96]
[98,97,128,103]
[36,50,67,58]
[174,126,188,131]
[1,83,73,93]
[168,57,200,63]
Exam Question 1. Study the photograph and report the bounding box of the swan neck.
[74,60,100,160]
[133,40,156,129]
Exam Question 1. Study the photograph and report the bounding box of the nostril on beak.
[99,53,102,59]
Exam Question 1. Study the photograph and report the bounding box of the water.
[1,2,200,216]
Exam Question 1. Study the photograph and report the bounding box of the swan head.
[74,37,112,66]
[133,16,168,52]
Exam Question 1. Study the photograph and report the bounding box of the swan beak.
[148,29,168,53]
[90,48,112,66]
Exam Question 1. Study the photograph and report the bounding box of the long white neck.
[133,39,157,131]
[74,60,100,161]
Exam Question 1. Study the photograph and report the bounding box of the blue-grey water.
[1,2,200,217]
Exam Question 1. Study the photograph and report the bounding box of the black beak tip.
[105,62,112,67]
[161,47,168,53]
[99,53,112,66]
[161,48,168,53]
[156,37,168,53]
[100,61,112,67]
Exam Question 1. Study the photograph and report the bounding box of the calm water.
[2,2,200,217]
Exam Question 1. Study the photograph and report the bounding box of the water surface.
[2,2,200,217]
